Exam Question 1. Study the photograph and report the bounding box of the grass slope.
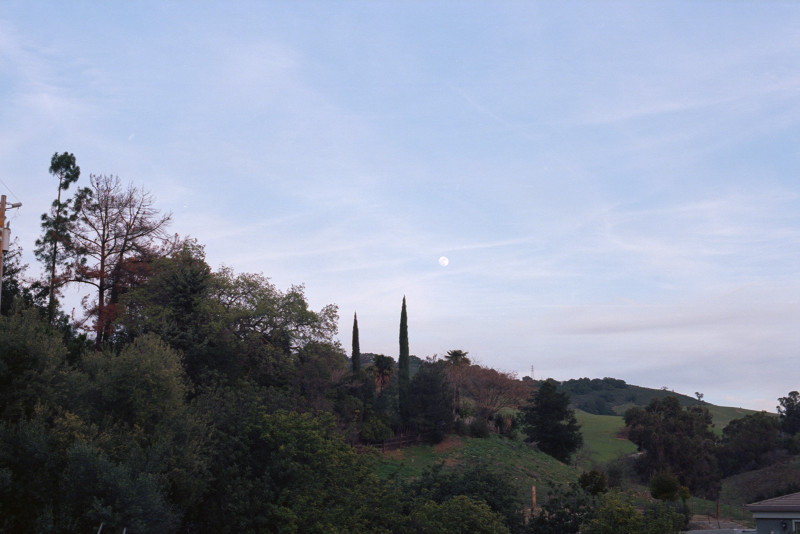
[720,455,800,505]
[374,434,578,497]
[574,410,637,469]
[561,377,762,436]
[705,404,763,436]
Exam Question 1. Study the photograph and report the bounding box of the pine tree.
[351,312,361,375]
[398,296,410,427]
[521,379,583,463]
[34,152,85,323]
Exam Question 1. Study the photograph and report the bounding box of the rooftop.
[745,492,800,513]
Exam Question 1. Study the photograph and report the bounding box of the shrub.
[470,418,491,438]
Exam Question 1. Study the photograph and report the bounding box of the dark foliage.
[526,484,595,534]
[579,469,608,496]
[351,311,361,375]
[625,396,720,498]
[718,411,782,476]
[408,461,525,532]
[398,296,410,428]
[778,391,800,436]
[408,359,454,443]
[520,379,583,463]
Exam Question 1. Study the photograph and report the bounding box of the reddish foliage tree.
[463,365,528,420]
[71,174,173,347]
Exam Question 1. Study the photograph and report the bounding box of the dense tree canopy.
[625,396,720,498]
[779,391,800,436]
[718,411,782,476]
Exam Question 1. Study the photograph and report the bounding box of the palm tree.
[372,355,394,394]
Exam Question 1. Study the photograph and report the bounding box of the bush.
[359,416,392,442]
[454,419,470,436]
[579,469,608,496]
[649,471,680,501]
[470,418,491,438]
[606,456,637,489]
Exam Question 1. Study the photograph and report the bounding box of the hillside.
[375,434,578,497]
[559,377,760,434]
[574,410,637,469]
[560,377,704,416]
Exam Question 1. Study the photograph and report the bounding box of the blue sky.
[2,2,800,410]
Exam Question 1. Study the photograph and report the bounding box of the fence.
[362,432,424,452]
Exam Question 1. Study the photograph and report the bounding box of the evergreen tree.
[399,296,410,427]
[521,379,583,463]
[351,312,361,375]
[34,152,86,323]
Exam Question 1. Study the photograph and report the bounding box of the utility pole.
[0,194,23,313]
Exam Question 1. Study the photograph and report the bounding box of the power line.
[0,177,21,203]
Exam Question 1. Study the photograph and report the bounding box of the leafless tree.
[71,174,172,347]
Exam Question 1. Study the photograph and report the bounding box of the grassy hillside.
[560,377,761,435]
[574,410,637,469]
[374,433,578,497]
[705,404,763,435]
[720,455,800,505]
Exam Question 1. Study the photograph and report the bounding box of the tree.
[351,312,361,376]
[463,365,528,422]
[409,359,454,443]
[649,471,680,501]
[409,496,510,534]
[409,461,524,531]
[34,152,86,322]
[293,341,349,412]
[520,379,583,463]
[398,296,410,427]
[371,354,394,394]
[579,469,608,496]
[117,238,212,357]
[718,411,781,476]
[71,174,172,347]
[444,349,470,417]
[778,391,800,436]
[1,239,33,316]
[249,410,397,532]
[61,441,179,534]
[527,483,595,534]
[624,396,720,498]
[0,308,70,421]
[581,493,644,534]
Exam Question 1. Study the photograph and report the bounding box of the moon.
[438,256,449,267]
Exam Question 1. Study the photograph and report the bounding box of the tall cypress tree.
[351,312,361,375]
[398,296,410,427]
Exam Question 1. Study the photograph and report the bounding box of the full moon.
[438,256,449,267]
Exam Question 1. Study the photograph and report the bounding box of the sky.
[2,1,799,411]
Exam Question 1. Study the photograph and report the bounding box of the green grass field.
[574,410,638,469]
[374,433,578,497]
[704,404,761,436]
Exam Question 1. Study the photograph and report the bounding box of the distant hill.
[557,377,761,437]
[558,377,704,416]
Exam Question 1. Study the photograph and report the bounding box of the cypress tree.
[351,312,361,375]
[399,296,410,427]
